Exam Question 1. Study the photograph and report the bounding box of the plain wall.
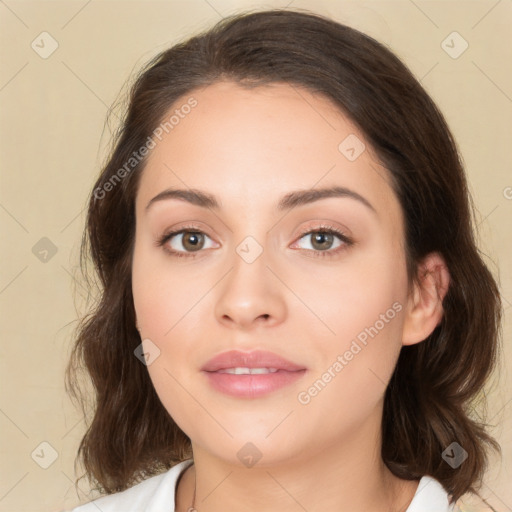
[0,1,510,511]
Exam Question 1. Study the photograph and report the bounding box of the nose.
[214,246,287,331]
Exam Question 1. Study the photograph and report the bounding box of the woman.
[66,8,502,512]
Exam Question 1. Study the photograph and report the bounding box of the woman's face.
[132,81,410,466]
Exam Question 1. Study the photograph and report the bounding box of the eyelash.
[155,223,354,259]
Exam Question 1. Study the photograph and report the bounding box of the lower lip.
[202,369,307,398]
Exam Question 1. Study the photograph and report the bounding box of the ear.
[402,252,451,346]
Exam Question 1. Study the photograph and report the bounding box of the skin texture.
[131,81,450,512]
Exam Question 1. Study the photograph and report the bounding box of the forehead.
[136,80,398,220]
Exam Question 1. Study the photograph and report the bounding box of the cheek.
[131,235,209,336]
[131,245,203,434]
[302,239,407,348]
[131,237,219,416]
[302,245,407,409]
[293,304,404,443]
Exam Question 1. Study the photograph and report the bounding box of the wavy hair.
[65,8,502,503]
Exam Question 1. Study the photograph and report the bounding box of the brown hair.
[65,8,502,503]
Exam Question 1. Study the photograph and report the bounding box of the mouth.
[201,349,306,372]
[215,367,280,374]
[201,350,307,398]
[202,368,306,398]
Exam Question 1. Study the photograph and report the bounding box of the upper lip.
[201,350,306,372]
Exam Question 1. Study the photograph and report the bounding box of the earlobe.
[402,252,451,346]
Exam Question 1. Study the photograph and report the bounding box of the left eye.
[300,230,342,251]
[293,228,350,254]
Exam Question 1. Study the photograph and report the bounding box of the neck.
[175,416,419,512]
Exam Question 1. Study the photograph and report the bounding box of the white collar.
[405,475,455,512]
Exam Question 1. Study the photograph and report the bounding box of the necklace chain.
[189,464,196,511]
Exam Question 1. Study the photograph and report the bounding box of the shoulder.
[67,459,194,512]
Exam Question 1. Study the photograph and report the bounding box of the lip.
[201,350,307,399]
[201,350,306,372]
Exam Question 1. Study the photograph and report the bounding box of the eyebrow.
[145,185,377,215]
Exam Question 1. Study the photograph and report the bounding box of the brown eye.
[296,230,344,252]
[156,226,217,258]
[167,230,211,253]
[292,226,353,259]
[179,231,205,252]
[309,232,335,251]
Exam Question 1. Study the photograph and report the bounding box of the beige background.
[0,1,510,511]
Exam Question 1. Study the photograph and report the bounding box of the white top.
[69,459,458,512]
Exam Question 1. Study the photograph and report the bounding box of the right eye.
[157,227,217,258]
